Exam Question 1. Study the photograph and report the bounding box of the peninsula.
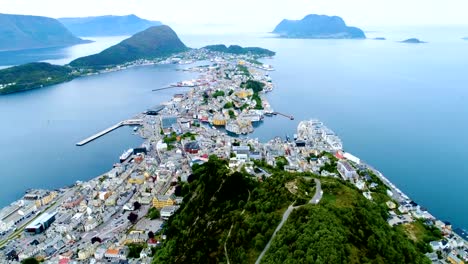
[272,14,366,39]
[0,47,465,264]
[0,13,90,51]
[0,63,75,95]
[58,14,162,37]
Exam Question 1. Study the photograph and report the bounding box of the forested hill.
[152,157,431,263]
[0,63,74,95]
[69,25,188,68]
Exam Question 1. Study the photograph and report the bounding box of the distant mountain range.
[58,15,162,37]
[69,25,188,68]
[273,14,366,39]
[0,13,90,51]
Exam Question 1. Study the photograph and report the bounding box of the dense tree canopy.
[152,157,430,264]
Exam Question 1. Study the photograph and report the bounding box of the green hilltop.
[152,157,432,264]
[70,25,188,68]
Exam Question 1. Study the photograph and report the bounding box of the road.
[255,178,322,264]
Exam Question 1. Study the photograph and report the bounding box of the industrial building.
[24,212,57,234]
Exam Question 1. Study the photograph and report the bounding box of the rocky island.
[272,14,366,39]
[0,13,90,51]
[58,14,162,37]
[401,38,426,44]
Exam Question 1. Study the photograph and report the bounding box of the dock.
[152,85,197,92]
[76,119,143,146]
[273,112,294,120]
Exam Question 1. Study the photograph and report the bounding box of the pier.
[273,112,294,120]
[152,85,197,92]
[76,119,143,146]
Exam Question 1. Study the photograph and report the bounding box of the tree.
[128,212,138,223]
[21,258,39,264]
[91,236,102,244]
[133,201,141,210]
[147,207,160,220]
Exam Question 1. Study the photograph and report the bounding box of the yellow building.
[128,173,145,184]
[152,195,175,209]
[24,190,57,208]
[448,253,464,264]
[212,114,227,126]
[235,89,253,99]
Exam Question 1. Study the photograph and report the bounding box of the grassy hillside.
[262,178,430,263]
[152,157,430,263]
[0,62,74,94]
[0,13,89,51]
[70,25,188,68]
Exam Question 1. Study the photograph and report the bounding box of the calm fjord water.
[0,28,467,229]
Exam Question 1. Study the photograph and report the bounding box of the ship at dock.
[119,149,133,163]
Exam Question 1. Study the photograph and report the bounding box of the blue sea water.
[0,27,467,230]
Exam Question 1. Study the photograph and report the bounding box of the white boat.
[133,126,139,132]
[119,149,134,163]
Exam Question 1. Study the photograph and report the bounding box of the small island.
[272,14,366,39]
[400,38,426,44]
[202,44,275,57]
[373,37,386,40]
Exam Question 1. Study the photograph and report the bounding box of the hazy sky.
[1,0,468,33]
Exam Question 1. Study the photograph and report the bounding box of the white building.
[337,160,357,180]
[161,205,180,220]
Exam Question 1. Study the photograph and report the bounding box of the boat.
[119,149,134,163]
[133,126,139,132]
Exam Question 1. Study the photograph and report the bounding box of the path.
[255,178,322,264]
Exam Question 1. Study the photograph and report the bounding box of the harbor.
[1,47,467,264]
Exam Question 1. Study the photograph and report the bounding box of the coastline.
[1,48,466,261]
